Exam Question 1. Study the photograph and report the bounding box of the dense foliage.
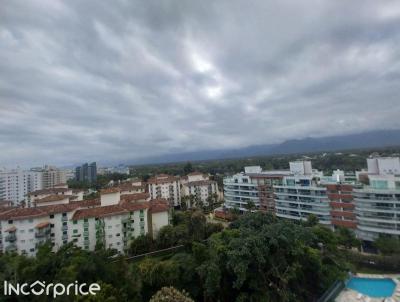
[0,212,355,302]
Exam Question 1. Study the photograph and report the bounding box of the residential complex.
[354,157,400,241]
[0,185,169,256]
[75,162,97,183]
[147,174,181,207]
[181,172,219,207]
[222,157,400,242]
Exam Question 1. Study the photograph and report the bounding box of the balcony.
[61,216,68,222]
[35,229,51,238]
[5,233,16,242]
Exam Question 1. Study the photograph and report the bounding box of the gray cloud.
[1,0,400,167]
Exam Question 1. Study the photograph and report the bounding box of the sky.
[1,0,400,168]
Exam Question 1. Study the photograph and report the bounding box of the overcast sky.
[1,0,400,168]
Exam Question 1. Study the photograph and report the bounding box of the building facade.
[147,174,181,207]
[354,157,400,241]
[274,162,331,225]
[0,186,169,256]
[181,172,219,207]
[0,169,43,205]
[223,166,290,212]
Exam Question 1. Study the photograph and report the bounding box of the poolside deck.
[335,274,400,302]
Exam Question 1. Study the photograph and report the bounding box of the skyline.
[1,1,400,167]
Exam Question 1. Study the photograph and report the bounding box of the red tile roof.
[35,195,70,203]
[149,198,169,213]
[28,188,70,196]
[120,193,149,203]
[36,222,50,229]
[147,175,179,184]
[100,187,120,195]
[71,202,149,221]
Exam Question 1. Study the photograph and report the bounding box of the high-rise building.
[0,169,43,205]
[75,162,97,183]
[31,165,67,188]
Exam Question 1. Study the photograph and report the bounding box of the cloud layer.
[1,0,400,167]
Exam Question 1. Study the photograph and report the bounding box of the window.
[29,229,34,233]
[20,230,25,233]
[84,218,88,222]
[84,227,88,232]
[63,231,67,235]
[73,220,77,225]
[84,236,89,241]
[62,213,67,217]
[63,222,67,226]
[50,224,54,228]
[140,218,144,222]
[49,214,54,219]
[8,220,13,224]
[116,233,120,237]
[73,229,78,234]
[28,219,33,223]
[30,248,35,252]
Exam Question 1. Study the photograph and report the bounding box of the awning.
[35,222,50,229]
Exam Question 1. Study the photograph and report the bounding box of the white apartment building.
[181,172,219,207]
[147,174,181,207]
[223,166,291,212]
[0,187,170,256]
[354,157,400,241]
[274,161,331,225]
[0,169,43,205]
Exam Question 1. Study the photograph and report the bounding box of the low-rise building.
[223,166,291,212]
[181,172,219,207]
[354,157,400,241]
[147,174,181,207]
[0,186,170,256]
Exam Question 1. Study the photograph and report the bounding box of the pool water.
[346,277,396,298]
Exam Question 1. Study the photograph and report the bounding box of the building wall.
[0,170,43,205]
[148,181,181,207]
[150,212,169,238]
[0,208,151,256]
[274,177,331,225]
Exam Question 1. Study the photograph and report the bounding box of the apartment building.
[354,157,400,241]
[274,161,332,225]
[0,169,43,205]
[147,174,181,207]
[0,186,169,256]
[223,166,291,212]
[181,172,219,207]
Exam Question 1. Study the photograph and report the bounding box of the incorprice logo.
[3,280,101,298]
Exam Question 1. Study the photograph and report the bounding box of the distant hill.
[128,129,400,165]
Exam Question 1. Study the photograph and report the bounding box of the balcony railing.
[5,234,16,242]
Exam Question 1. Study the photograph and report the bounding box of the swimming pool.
[346,277,396,298]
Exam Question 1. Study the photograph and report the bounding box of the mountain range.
[127,129,400,165]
